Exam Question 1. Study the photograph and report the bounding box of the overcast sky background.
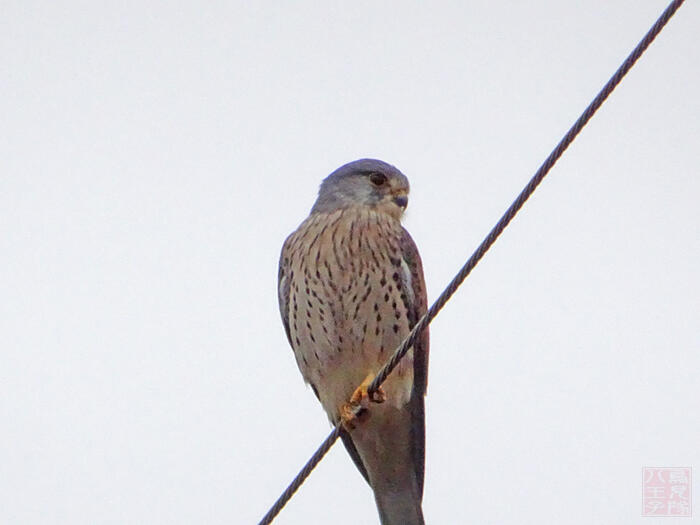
[1,1,699,524]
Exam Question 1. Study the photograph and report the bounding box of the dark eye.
[369,172,387,186]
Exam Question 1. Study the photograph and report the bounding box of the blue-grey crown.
[311,159,408,214]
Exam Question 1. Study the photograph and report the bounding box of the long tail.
[374,485,425,525]
[343,401,425,525]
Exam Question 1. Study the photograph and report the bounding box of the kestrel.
[278,159,429,524]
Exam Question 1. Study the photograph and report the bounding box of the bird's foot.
[340,373,386,431]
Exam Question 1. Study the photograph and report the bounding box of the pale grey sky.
[1,1,698,524]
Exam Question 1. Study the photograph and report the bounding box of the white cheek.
[357,185,377,204]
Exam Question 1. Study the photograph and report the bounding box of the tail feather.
[342,402,425,525]
[375,485,425,525]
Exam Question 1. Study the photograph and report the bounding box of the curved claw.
[340,374,387,431]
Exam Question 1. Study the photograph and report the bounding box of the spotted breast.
[279,205,420,422]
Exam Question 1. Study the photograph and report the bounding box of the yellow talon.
[340,373,386,431]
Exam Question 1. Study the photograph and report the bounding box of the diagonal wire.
[368,0,686,397]
[259,426,342,525]
[258,1,686,523]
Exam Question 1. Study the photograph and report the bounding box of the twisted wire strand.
[259,1,685,522]
[258,426,342,525]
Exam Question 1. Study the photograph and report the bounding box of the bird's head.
[310,159,410,220]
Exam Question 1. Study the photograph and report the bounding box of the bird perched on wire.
[278,159,429,525]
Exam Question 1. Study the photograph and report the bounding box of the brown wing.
[400,227,429,499]
[277,238,293,348]
[400,227,429,396]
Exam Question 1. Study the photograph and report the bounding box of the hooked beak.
[392,191,408,210]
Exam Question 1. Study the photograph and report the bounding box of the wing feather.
[400,227,429,499]
[277,241,293,348]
